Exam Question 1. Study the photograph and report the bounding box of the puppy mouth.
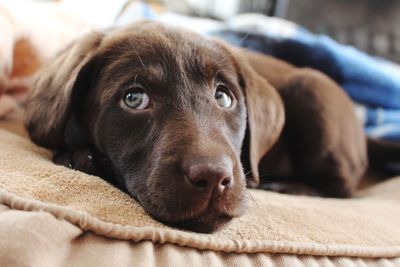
[158,192,245,233]
[169,208,237,233]
[128,169,246,233]
[137,192,245,233]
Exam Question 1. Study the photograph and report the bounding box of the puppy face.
[25,22,284,233]
[89,25,247,232]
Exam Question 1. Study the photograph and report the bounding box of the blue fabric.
[211,29,400,141]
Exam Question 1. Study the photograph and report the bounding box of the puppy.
[25,22,368,233]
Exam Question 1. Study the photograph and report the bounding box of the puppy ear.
[235,50,285,187]
[25,32,104,149]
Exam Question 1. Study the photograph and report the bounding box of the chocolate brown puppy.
[25,22,367,232]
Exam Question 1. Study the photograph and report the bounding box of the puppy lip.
[149,202,235,224]
[129,172,246,232]
[169,209,236,233]
[147,188,245,225]
[142,193,242,230]
[181,209,236,223]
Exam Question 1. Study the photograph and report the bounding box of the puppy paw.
[53,147,99,176]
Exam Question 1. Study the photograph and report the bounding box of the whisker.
[238,31,253,45]
[129,38,146,69]
[244,169,253,176]
[132,73,139,85]
[244,189,260,207]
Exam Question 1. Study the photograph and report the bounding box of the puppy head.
[25,22,284,232]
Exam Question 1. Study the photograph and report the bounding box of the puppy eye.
[123,87,150,110]
[215,85,232,108]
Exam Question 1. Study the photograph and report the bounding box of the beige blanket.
[1,126,400,264]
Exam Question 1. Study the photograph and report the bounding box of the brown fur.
[25,22,368,232]
[244,51,367,196]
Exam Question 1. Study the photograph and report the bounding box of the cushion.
[1,127,400,266]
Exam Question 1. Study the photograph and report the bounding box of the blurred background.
[164,0,400,63]
[2,0,400,142]
[31,0,400,62]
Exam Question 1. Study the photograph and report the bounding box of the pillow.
[1,128,400,266]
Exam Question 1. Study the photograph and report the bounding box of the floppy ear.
[25,32,104,149]
[235,50,285,187]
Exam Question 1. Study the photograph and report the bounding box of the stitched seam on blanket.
[0,189,399,258]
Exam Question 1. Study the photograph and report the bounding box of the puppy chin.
[170,208,243,233]
[126,171,247,233]
[147,197,246,233]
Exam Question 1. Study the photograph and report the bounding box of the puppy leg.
[54,147,99,175]
[54,147,119,189]
[275,68,367,197]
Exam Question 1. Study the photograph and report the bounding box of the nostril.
[193,179,208,189]
[221,177,232,188]
[182,155,234,192]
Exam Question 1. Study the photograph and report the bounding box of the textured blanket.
[1,126,400,263]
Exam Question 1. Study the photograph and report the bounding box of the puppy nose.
[182,155,233,193]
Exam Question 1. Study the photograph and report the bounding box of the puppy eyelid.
[214,72,240,99]
[119,81,146,100]
[215,83,238,109]
[119,83,155,112]
[215,81,237,100]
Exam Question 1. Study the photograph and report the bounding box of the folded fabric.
[0,0,95,119]
[1,127,400,262]
[0,76,30,119]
